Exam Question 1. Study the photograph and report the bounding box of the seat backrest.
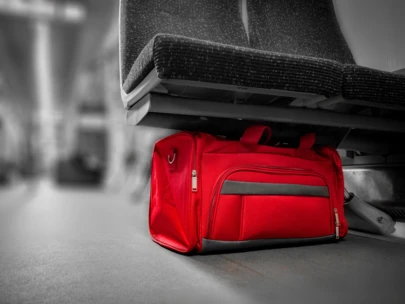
[247,0,355,64]
[120,0,250,84]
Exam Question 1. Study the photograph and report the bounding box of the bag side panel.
[149,134,196,252]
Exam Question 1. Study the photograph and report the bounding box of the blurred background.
[1,0,404,199]
[0,0,173,199]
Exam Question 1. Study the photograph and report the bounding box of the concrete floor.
[1,181,405,304]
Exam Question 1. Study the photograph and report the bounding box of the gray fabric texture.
[120,0,250,86]
[343,65,405,105]
[221,181,329,197]
[123,34,344,97]
[247,0,355,64]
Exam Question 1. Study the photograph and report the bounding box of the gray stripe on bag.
[220,181,329,197]
[201,235,336,253]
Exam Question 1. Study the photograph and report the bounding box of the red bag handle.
[241,125,272,145]
[299,133,316,150]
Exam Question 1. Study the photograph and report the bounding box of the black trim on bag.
[220,181,330,197]
[201,235,337,253]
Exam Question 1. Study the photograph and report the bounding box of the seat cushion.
[343,65,405,105]
[120,0,249,85]
[247,0,355,65]
[123,34,344,98]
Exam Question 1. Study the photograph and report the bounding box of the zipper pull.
[192,170,197,192]
[334,208,340,240]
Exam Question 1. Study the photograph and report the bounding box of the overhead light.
[63,3,86,23]
[0,0,86,23]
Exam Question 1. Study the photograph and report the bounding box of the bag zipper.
[191,134,198,192]
[334,208,340,239]
[192,170,197,192]
[207,165,334,239]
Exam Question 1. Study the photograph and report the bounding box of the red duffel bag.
[149,125,347,253]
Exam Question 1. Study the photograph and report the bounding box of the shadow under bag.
[149,126,348,253]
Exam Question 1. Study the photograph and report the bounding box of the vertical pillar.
[33,13,56,175]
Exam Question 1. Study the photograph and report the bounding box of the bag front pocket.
[207,166,335,241]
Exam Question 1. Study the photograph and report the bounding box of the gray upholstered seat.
[120,0,249,101]
[119,0,405,134]
[247,0,355,65]
[342,65,405,105]
[123,34,343,99]
[120,0,344,109]
[247,0,404,107]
